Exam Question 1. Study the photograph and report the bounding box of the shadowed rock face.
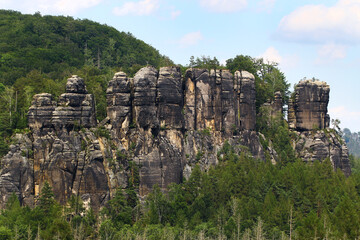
[1,75,108,210]
[234,70,256,131]
[28,93,55,130]
[105,67,262,196]
[289,79,351,176]
[0,67,351,210]
[289,79,330,131]
[106,71,132,138]
[295,130,351,176]
[28,75,97,132]
[184,69,256,134]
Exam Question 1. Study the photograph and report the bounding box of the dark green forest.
[1,10,360,240]
[2,146,360,239]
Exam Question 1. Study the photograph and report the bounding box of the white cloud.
[329,106,360,131]
[277,0,360,44]
[113,0,160,16]
[171,10,181,19]
[199,0,247,13]
[178,31,203,48]
[0,0,103,15]
[257,0,276,12]
[258,46,299,70]
[259,46,282,65]
[315,43,347,64]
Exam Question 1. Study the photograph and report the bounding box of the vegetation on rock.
[0,10,358,240]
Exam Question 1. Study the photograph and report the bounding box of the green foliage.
[349,154,360,174]
[226,55,290,113]
[195,151,204,161]
[1,149,360,239]
[199,127,211,137]
[101,189,132,229]
[37,181,56,214]
[116,150,127,163]
[0,10,168,85]
[145,185,170,225]
[127,161,140,188]
[94,125,110,139]
[188,55,222,69]
[256,106,296,164]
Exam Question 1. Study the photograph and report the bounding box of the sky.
[1,0,359,132]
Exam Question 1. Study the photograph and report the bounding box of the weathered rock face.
[0,67,351,210]
[234,71,256,131]
[288,98,296,129]
[106,71,132,138]
[184,69,256,133]
[289,79,330,131]
[0,134,33,208]
[106,67,262,196]
[289,79,351,176]
[28,75,97,132]
[294,130,351,176]
[157,67,183,130]
[0,75,110,210]
[53,75,97,129]
[28,93,55,130]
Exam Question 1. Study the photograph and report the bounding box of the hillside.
[0,10,172,155]
[0,10,170,84]
[0,11,357,240]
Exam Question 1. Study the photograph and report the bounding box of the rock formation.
[106,67,261,196]
[289,79,330,131]
[0,67,351,210]
[289,79,351,175]
[2,76,111,209]
[294,130,351,176]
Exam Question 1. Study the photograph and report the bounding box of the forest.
[1,10,360,240]
[2,146,360,239]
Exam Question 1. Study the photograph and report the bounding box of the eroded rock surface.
[289,79,330,131]
[294,130,351,176]
[0,67,351,210]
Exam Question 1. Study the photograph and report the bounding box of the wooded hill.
[0,10,172,155]
[1,10,360,240]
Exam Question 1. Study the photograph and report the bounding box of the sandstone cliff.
[0,69,351,210]
[289,79,350,176]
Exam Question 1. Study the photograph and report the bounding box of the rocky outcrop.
[0,76,110,210]
[235,71,256,131]
[105,67,262,196]
[289,79,330,131]
[0,67,351,210]
[106,71,132,139]
[53,75,97,130]
[28,75,97,132]
[289,79,351,175]
[0,134,33,208]
[294,130,351,176]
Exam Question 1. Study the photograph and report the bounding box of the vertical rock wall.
[289,79,330,131]
[234,70,256,131]
[107,67,260,195]
[106,72,132,139]
[8,75,111,210]
[289,79,351,175]
[0,66,352,210]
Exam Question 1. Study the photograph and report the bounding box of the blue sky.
[1,0,359,132]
